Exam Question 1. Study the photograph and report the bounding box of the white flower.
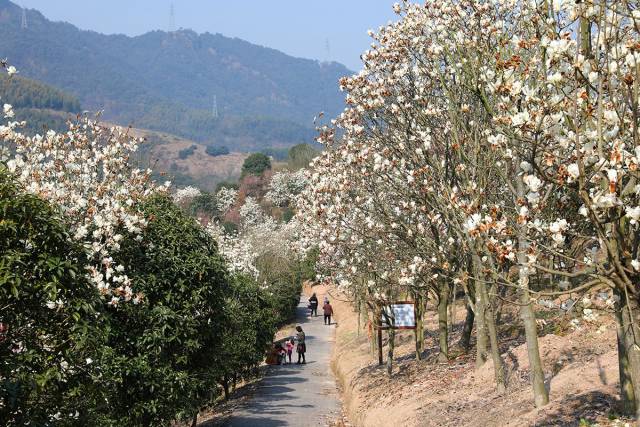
[567,163,580,180]
[547,72,563,84]
[173,186,201,204]
[6,66,17,76]
[549,219,568,233]
[626,207,640,225]
[523,175,542,192]
[511,111,530,127]
[520,161,532,173]
[85,357,93,365]
[3,103,14,118]
[632,260,640,271]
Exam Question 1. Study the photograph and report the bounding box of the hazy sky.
[13,0,398,71]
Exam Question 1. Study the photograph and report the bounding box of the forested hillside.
[0,73,81,134]
[0,0,349,150]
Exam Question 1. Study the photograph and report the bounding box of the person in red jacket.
[323,300,334,325]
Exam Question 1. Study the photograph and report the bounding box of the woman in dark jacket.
[308,293,319,317]
[295,325,306,364]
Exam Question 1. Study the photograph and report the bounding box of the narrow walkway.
[224,295,340,427]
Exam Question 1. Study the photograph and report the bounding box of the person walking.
[308,293,319,317]
[295,325,306,364]
[323,300,334,325]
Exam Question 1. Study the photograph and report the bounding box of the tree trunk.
[458,302,475,352]
[414,292,424,360]
[515,172,549,406]
[191,413,198,427]
[479,280,506,393]
[449,281,457,333]
[437,282,450,362]
[615,287,640,417]
[387,326,396,376]
[473,256,489,368]
[222,375,230,401]
[519,288,548,406]
[370,309,378,358]
[615,288,636,415]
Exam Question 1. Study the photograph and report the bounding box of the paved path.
[224,295,340,427]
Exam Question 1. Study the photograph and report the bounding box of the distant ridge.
[0,0,351,150]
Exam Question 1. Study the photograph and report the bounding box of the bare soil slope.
[104,123,248,191]
[325,285,632,427]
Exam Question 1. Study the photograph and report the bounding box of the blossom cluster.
[298,0,640,312]
[1,64,168,304]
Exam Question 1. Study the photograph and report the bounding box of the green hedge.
[0,175,302,426]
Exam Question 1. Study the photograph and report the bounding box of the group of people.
[276,325,307,365]
[307,293,333,325]
[274,293,335,366]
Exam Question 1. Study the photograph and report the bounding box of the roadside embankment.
[322,284,629,427]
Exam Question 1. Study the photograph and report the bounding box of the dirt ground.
[321,284,636,427]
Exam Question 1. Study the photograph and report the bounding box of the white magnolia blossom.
[173,186,201,204]
[1,62,167,303]
[265,169,308,206]
[215,186,238,214]
[207,195,305,282]
[206,222,259,278]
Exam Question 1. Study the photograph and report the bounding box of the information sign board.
[379,302,416,330]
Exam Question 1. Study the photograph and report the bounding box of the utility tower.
[169,3,175,32]
[324,38,331,63]
[212,95,219,119]
[21,8,27,30]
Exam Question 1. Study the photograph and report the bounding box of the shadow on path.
[221,295,340,427]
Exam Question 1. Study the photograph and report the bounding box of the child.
[275,343,286,365]
[286,338,294,364]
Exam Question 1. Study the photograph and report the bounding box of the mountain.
[0,0,350,150]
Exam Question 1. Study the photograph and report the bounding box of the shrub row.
[0,173,291,426]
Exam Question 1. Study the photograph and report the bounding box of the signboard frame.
[376,301,416,330]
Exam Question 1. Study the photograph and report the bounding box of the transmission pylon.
[169,3,175,32]
[21,8,27,30]
[212,95,219,119]
[324,38,331,63]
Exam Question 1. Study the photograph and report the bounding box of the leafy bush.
[178,144,198,160]
[0,172,103,426]
[260,147,289,161]
[287,143,320,170]
[205,145,230,157]
[0,174,295,426]
[241,153,271,178]
[217,275,278,398]
[189,192,219,218]
[99,195,229,425]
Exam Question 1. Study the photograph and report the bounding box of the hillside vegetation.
[0,73,81,134]
[0,0,349,150]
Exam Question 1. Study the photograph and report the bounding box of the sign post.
[374,302,416,366]
[377,324,383,365]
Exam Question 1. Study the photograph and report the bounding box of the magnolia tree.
[265,169,308,207]
[483,0,640,413]
[297,0,520,383]
[206,184,305,285]
[173,185,201,207]
[1,63,168,304]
